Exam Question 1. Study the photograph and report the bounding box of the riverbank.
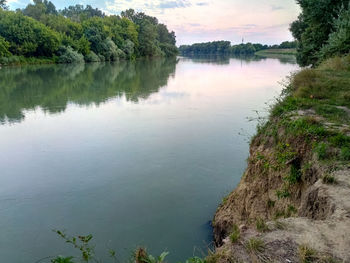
[210,54,350,262]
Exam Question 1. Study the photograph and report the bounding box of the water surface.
[0,56,298,262]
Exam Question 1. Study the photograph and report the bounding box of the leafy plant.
[51,256,75,263]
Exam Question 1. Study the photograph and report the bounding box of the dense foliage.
[179,41,297,55]
[0,0,177,64]
[290,0,350,66]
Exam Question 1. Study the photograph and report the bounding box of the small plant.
[51,256,75,263]
[286,205,297,217]
[274,220,287,230]
[340,146,350,161]
[276,188,291,199]
[284,164,302,184]
[267,199,275,208]
[274,210,285,219]
[135,248,169,263]
[322,174,337,184]
[314,142,330,160]
[186,256,206,263]
[299,244,317,263]
[54,230,95,262]
[245,238,265,253]
[256,218,269,232]
[229,224,240,243]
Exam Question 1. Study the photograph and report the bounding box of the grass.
[256,218,269,232]
[229,224,240,243]
[314,142,330,160]
[299,244,317,263]
[245,238,265,253]
[322,174,337,184]
[276,187,291,199]
[274,220,287,230]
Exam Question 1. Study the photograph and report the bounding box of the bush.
[84,51,100,62]
[319,7,350,61]
[57,46,84,63]
[0,35,11,57]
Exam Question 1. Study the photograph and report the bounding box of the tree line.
[0,0,178,65]
[178,41,297,56]
[290,0,350,66]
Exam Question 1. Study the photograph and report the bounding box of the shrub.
[84,51,100,62]
[57,46,84,63]
[0,35,11,57]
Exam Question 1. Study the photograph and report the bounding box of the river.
[0,55,298,262]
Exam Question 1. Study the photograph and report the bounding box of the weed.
[329,134,350,148]
[285,205,297,217]
[274,210,285,219]
[299,244,317,263]
[340,146,350,161]
[267,199,275,208]
[314,142,330,160]
[284,164,302,184]
[256,218,269,232]
[276,187,291,199]
[274,220,287,230]
[135,248,169,263]
[229,224,240,243]
[245,238,265,253]
[51,257,74,263]
[322,174,337,184]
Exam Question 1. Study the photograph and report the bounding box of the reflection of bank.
[179,53,297,66]
[0,57,178,124]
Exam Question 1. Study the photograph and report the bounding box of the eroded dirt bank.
[211,57,350,263]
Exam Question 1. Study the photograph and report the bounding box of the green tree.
[0,35,11,57]
[319,6,350,60]
[290,0,350,66]
[0,10,60,56]
[0,0,7,10]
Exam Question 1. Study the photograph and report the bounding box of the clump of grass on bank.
[299,244,317,263]
[229,224,240,243]
[256,218,269,232]
[245,238,265,253]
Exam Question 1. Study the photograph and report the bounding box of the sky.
[7,0,300,46]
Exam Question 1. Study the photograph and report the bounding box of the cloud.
[158,0,191,9]
[196,2,209,6]
[271,5,284,11]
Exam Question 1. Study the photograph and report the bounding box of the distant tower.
[242,37,244,44]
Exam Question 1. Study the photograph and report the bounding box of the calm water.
[0,56,298,262]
